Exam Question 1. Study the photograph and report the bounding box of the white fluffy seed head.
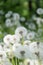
[36,8,43,15]
[13,45,32,59]
[13,13,20,21]
[15,26,27,38]
[24,40,31,46]
[3,34,12,45]
[27,32,35,40]
[10,35,20,44]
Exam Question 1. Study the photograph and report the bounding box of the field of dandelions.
[0,0,43,65]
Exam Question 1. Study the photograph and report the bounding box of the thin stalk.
[17,58,19,65]
[12,58,15,65]
[20,36,24,45]
[15,58,17,65]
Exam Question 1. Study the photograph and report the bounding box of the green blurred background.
[0,0,43,18]
[0,0,43,41]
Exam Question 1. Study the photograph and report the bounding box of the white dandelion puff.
[3,34,12,45]
[27,32,36,40]
[15,26,27,38]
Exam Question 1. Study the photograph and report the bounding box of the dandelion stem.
[21,37,24,45]
[12,58,15,65]
[17,58,19,65]
[15,58,17,65]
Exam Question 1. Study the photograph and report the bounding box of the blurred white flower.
[5,11,13,18]
[12,13,21,26]
[27,32,35,40]
[33,17,43,27]
[29,42,43,60]
[36,8,43,15]
[3,44,14,59]
[24,59,39,65]
[5,19,14,27]
[3,44,11,53]
[24,40,31,46]
[28,23,36,30]
[29,42,39,59]
[38,42,43,60]
[3,34,12,45]
[8,11,13,15]
[37,28,43,36]
[36,18,42,27]
[20,17,25,22]
[29,42,39,53]
[38,28,43,33]
[13,13,20,21]
[34,60,39,65]
[15,34,22,39]
[3,60,12,65]
[0,45,3,50]
[19,62,24,65]
[13,43,21,51]
[15,26,27,37]
[0,58,12,65]
[0,50,7,63]
[13,45,32,59]
[10,34,20,44]
[7,49,14,59]
[0,10,4,15]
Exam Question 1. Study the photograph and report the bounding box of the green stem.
[21,36,24,45]
[12,58,15,65]
[17,58,19,65]
[15,58,19,65]
[21,59,24,65]
[15,58,17,65]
